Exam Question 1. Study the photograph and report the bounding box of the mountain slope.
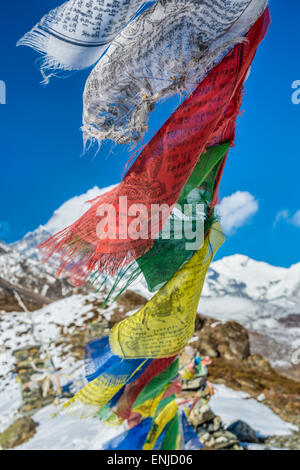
[199,255,300,377]
[11,185,117,260]
[6,186,300,376]
[204,255,300,303]
[0,240,76,312]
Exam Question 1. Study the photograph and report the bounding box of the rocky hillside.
[192,314,300,427]
[0,241,78,312]
[199,255,300,381]
[0,185,299,449]
[0,291,298,450]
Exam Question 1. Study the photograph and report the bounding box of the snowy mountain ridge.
[204,254,300,304]
[10,184,300,305]
[3,184,300,374]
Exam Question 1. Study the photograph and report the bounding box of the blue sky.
[0,1,299,267]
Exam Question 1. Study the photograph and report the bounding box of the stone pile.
[184,385,244,450]
[13,345,56,415]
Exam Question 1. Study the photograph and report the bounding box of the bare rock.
[194,315,250,362]
[212,430,239,450]
[278,314,300,328]
[227,420,260,444]
[208,356,300,426]
[0,417,37,449]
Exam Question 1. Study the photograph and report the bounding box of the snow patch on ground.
[15,403,125,450]
[8,383,295,450]
[210,384,297,437]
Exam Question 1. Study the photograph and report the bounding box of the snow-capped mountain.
[199,255,300,375]
[10,226,53,261]
[0,186,299,449]
[11,185,117,260]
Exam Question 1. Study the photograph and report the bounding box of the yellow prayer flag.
[110,224,225,359]
[143,400,178,450]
